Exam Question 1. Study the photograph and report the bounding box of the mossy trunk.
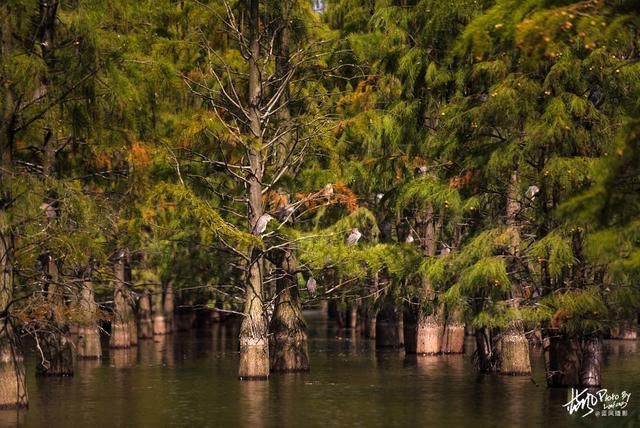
[110,250,130,349]
[0,325,27,409]
[269,250,309,373]
[366,315,377,340]
[138,288,153,339]
[76,274,102,359]
[543,332,602,387]
[442,306,465,354]
[497,328,531,375]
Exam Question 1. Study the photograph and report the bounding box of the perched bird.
[252,214,273,235]
[405,234,415,244]
[588,87,604,108]
[346,228,362,246]
[525,185,540,201]
[324,183,334,197]
[375,193,384,202]
[306,277,317,297]
[40,201,57,220]
[275,203,296,222]
[415,165,428,176]
[380,220,392,241]
[440,244,451,256]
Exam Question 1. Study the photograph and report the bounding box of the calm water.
[1,312,639,427]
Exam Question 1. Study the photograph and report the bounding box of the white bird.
[306,277,317,297]
[346,228,362,246]
[405,234,414,244]
[440,244,451,256]
[252,214,273,235]
[40,202,56,220]
[526,185,540,201]
[375,193,384,202]
[324,183,334,197]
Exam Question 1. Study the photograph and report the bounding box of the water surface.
[1,312,639,427]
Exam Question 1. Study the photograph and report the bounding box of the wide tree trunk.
[543,332,602,387]
[442,306,465,354]
[76,269,102,359]
[610,319,638,340]
[110,250,130,349]
[269,250,309,372]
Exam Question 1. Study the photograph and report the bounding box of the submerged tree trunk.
[138,287,153,339]
[497,170,531,375]
[543,332,602,387]
[76,267,102,359]
[414,205,444,355]
[110,249,130,349]
[269,250,309,372]
[37,254,74,376]
[238,0,269,381]
[0,7,27,405]
[163,282,175,334]
[610,319,638,340]
[475,327,496,373]
[152,282,168,336]
[442,305,465,354]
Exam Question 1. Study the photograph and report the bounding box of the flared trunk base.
[77,326,102,359]
[239,338,270,380]
[415,316,443,355]
[270,330,310,373]
[497,331,531,375]
[36,334,74,377]
[442,323,465,354]
[109,322,130,349]
[0,337,28,409]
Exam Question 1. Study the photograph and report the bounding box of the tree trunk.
[138,287,153,339]
[238,0,269,381]
[76,270,102,359]
[269,250,309,372]
[475,327,496,373]
[543,332,602,387]
[0,6,28,406]
[349,304,358,330]
[610,319,638,340]
[497,170,531,375]
[414,205,444,355]
[152,282,167,335]
[163,282,175,334]
[110,250,130,349]
[36,255,74,376]
[442,305,465,354]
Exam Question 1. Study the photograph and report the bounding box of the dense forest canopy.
[0,0,639,409]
